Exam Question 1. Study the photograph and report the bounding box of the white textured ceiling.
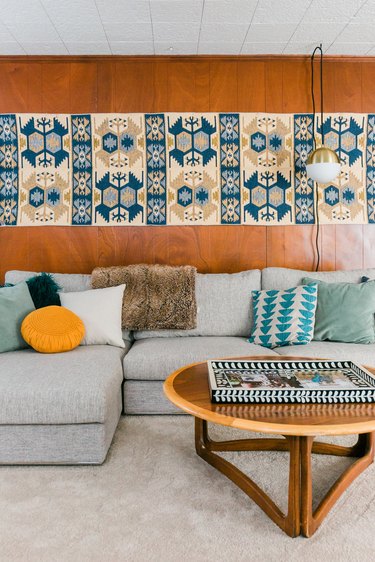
[0,0,374,56]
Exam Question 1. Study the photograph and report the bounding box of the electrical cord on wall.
[310,44,323,272]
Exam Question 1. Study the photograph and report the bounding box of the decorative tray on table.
[208,359,375,404]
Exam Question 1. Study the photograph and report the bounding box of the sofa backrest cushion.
[261,267,375,291]
[134,269,261,339]
[5,270,92,292]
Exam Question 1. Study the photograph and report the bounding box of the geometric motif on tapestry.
[93,114,145,225]
[0,114,18,225]
[145,113,167,225]
[167,114,219,224]
[242,114,293,224]
[294,114,315,224]
[367,115,375,223]
[72,114,93,225]
[220,114,241,224]
[315,114,366,223]
[18,115,71,225]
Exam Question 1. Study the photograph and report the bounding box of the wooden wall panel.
[282,60,310,113]
[70,62,98,113]
[97,60,115,111]
[41,62,71,113]
[265,60,283,112]
[115,61,155,112]
[167,226,211,270]
[1,55,375,281]
[0,63,29,111]
[153,61,169,111]
[209,61,238,111]
[167,61,209,111]
[237,61,265,112]
[362,62,375,111]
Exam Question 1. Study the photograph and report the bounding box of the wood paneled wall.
[1,55,375,280]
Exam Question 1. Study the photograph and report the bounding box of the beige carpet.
[1,417,375,562]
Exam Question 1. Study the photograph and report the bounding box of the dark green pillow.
[1,273,61,309]
[302,277,375,344]
[26,273,61,309]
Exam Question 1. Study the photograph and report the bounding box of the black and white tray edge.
[207,359,375,404]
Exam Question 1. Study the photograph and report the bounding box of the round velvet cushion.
[21,306,85,353]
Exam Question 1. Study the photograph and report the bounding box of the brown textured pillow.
[91,264,197,331]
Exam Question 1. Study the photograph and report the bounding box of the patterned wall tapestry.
[0,112,373,227]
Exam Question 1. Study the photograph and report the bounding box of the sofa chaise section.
[0,345,129,464]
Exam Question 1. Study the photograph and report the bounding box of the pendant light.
[306,44,340,183]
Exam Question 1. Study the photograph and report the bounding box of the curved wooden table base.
[195,418,375,538]
[164,357,375,538]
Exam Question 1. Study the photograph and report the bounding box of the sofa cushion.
[134,270,261,339]
[261,267,375,291]
[303,277,375,344]
[273,341,375,368]
[0,344,130,425]
[123,336,277,381]
[5,270,92,292]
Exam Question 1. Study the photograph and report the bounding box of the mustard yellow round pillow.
[21,306,85,353]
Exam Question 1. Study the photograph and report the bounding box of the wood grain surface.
[1,55,374,281]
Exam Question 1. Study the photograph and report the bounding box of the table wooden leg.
[195,418,301,537]
[285,435,301,537]
[194,418,375,538]
[301,433,375,537]
[300,436,314,537]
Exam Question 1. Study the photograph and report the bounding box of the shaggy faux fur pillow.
[91,264,197,331]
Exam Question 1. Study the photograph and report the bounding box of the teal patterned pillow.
[249,284,318,349]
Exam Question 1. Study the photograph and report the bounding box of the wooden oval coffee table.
[164,357,375,538]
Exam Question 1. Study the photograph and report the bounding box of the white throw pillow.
[60,284,126,348]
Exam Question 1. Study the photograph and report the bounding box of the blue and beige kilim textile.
[0,112,374,226]
[249,284,318,349]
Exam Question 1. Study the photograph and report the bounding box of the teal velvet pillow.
[1,273,61,309]
[302,277,375,344]
[0,282,36,353]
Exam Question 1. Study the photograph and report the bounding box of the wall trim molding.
[0,54,375,63]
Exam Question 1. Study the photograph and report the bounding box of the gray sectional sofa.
[1,266,375,465]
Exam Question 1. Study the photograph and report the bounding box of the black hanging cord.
[310,44,323,272]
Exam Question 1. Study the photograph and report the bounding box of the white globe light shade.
[306,162,341,183]
[306,146,340,183]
